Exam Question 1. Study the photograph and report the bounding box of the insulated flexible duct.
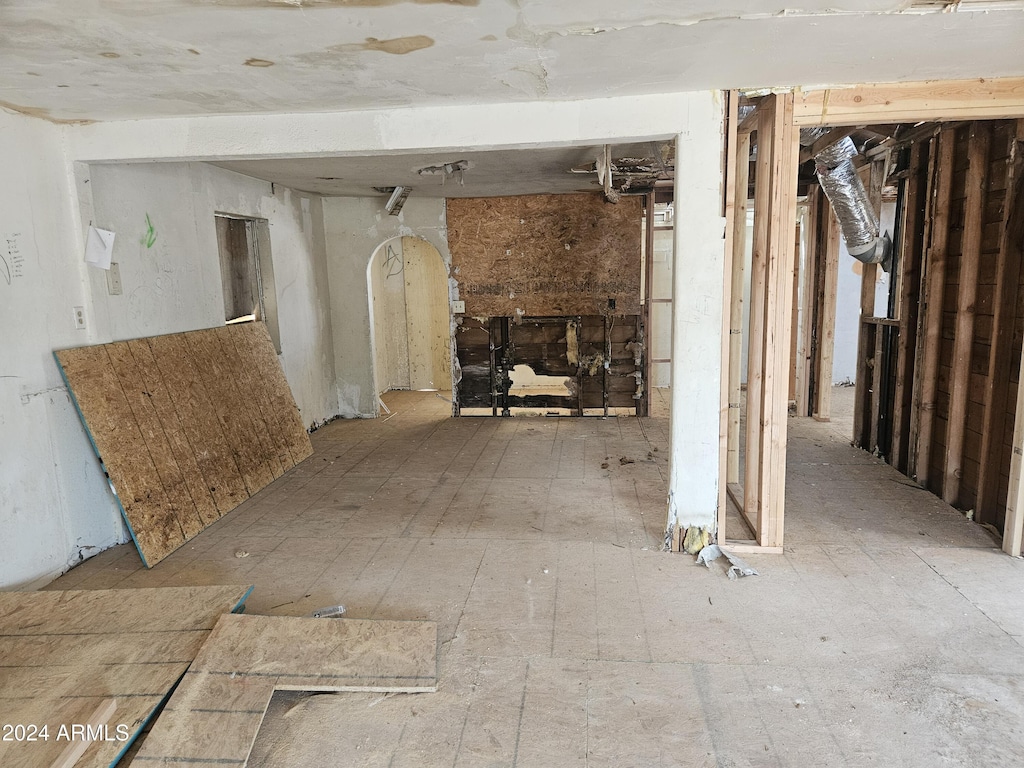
[801,130,891,271]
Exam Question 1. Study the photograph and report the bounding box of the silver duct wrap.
[812,136,889,268]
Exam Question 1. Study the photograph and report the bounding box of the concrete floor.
[49,388,1024,767]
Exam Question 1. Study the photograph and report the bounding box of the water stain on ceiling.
[329,35,434,55]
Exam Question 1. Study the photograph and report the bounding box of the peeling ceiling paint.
[0,1,1021,123]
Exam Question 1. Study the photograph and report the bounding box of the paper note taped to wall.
[85,226,116,270]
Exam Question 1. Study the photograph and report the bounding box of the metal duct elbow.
[812,136,891,271]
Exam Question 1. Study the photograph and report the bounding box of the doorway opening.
[368,236,452,405]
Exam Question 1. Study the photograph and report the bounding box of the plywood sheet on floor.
[55,323,313,567]
[0,585,251,768]
[130,614,437,767]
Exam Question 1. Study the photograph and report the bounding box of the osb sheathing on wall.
[55,323,312,567]
[446,193,642,318]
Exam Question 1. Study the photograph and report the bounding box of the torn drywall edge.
[696,544,759,580]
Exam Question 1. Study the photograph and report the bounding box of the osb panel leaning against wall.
[446,193,642,318]
[55,322,312,568]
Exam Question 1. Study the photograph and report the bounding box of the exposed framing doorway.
[718,78,1024,557]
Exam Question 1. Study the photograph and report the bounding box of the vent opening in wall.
[215,214,281,353]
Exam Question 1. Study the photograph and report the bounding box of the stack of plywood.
[0,585,252,768]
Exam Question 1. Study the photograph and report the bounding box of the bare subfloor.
[50,388,1024,767]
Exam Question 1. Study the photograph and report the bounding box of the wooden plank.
[790,221,802,407]
[869,323,885,454]
[794,77,1024,127]
[48,699,117,768]
[54,345,182,566]
[56,326,310,567]
[796,197,817,418]
[913,128,957,488]
[186,327,279,491]
[744,112,770,529]
[213,325,284,481]
[0,586,251,768]
[232,324,313,465]
[814,206,840,421]
[978,122,1024,524]
[146,333,249,514]
[719,90,740,542]
[131,615,437,767]
[641,194,655,418]
[124,338,220,527]
[943,123,991,506]
[891,141,927,473]
[727,129,750,487]
[105,341,205,541]
[759,91,799,548]
[403,236,452,392]
[222,324,296,471]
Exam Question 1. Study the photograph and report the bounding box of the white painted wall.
[0,111,126,588]
[86,162,338,429]
[668,93,727,535]
[0,132,339,588]
[323,198,450,417]
[832,200,896,384]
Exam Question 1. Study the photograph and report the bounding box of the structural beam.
[794,77,1024,126]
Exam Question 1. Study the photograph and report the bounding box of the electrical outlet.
[106,262,123,295]
[73,306,86,330]
[451,300,466,314]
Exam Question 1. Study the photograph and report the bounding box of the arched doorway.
[367,236,452,398]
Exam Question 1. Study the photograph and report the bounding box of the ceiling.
[4,1,1022,201]
[1,1,1024,124]
[213,142,671,197]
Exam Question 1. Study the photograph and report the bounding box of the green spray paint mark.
[140,214,157,248]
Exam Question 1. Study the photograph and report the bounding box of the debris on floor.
[696,544,760,580]
[309,604,347,618]
[130,614,437,767]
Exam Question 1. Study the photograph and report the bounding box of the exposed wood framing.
[890,141,928,472]
[853,160,885,451]
[814,205,841,422]
[796,194,818,417]
[746,93,799,549]
[913,128,956,485]
[942,124,990,505]
[977,122,1024,522]
[794,77,1024,126]
[794,198,811,417]
[727,130,750,486]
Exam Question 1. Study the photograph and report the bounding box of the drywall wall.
[85,162,337,429]
[0,110,126,588]
[668,93,727,536]
[323,198,450,417]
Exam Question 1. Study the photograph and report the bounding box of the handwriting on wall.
[2,233,25,286]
